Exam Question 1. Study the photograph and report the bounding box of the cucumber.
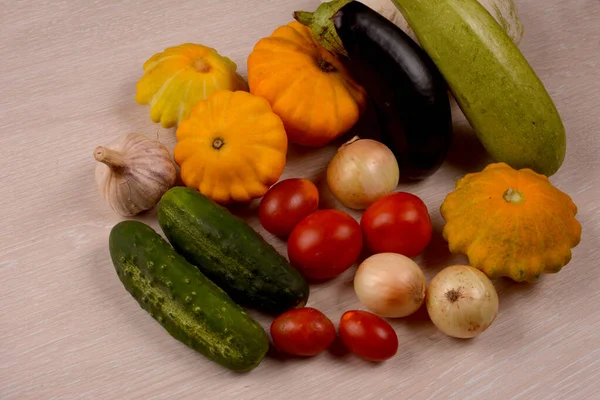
[391,0,566,176]
[158,187,309,315]
[109,220,269,372]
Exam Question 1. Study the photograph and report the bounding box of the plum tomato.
[338,310,398,362]
[270,307,336,356]
[287,210,362,280]
[361,192,432,257]
[259,178,319,237]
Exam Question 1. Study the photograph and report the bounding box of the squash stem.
[293,0,353,57]
[94,146,126,171]
[503,188,524,204]
[193,57,211,73]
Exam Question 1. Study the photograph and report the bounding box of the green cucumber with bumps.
[158,187,309,315]
[109,220,269,372]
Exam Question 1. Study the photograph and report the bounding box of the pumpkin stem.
[212,137,225,150]
[503,188,524,204]
[94,146,126,171]
[316,58,337,73]
[293,0,353,58]
[193,57,211,73]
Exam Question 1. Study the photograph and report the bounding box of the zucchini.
[109,220,269,372]
[296,1,453,180]
[158,187,309,315]
[390,0,566,176]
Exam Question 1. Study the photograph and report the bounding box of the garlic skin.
[94,133,177,216]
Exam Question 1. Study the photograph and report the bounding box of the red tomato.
[361,192,432,257]
[270,307,336,356]
[338,310,398,362]
[259,178,319,237]
[287,210,363,280]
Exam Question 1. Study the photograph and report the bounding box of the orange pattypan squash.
[174,90,287,203]
[247,21,367,147]
[440,163,582,282]
[136,44,247,128]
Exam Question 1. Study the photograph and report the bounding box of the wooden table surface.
[2,0,599,399]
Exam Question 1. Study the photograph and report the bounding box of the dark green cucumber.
[158,187,309,315]
[109,220,269,372]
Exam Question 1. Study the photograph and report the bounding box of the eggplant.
[294,0,452,180]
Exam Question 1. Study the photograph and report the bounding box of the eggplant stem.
[293,11,314,26]
[293,0,353,58]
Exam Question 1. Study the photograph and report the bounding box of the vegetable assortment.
[295,0,453,179]
[391,0,566,176]
[319,0,525,47]
[95,0,583,372]
[158,187,309,315]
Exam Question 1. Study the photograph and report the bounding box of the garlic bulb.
[321,0,524,46]
[94,133,177,216]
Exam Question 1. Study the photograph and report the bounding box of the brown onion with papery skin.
[426,265,499,339]
[354,253,426,318]
[327,137,399,210]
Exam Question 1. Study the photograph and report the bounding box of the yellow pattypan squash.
[174,90,287,203]
[441,163,582,282]
[136,44,248,128]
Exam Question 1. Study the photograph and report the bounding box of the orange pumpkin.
[247,21,367,147]
[174,90,288,203]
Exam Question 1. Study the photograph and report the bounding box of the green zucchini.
[158,187,309,315]
[109,220,269,372]
[392,0,566,176]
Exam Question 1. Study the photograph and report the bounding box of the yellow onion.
[327,137,399,210]
[354,253,426,318]
[426,265,499,339]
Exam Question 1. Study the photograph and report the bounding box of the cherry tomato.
[270,307,336,356]
[338,310,398,362]
[259,178,319,237]
[287,210,363,280]
[361,192,432,257]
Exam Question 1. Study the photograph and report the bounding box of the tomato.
[361,192,432,257]
[270,307,336,356]
[338,310,398,362]
[259,178,319,237]
[287,210,363,280]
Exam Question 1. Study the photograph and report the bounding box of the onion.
[426,265,499,339]
[354,253,426,318]
[327,137,399,210]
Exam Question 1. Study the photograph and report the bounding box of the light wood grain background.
[1,0,599,399]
